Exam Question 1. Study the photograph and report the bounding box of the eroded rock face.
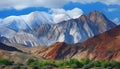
[35,42,81,60]
[35,25,120,62]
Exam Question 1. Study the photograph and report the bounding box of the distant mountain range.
[35,25,120,62]
[0,11,116,46]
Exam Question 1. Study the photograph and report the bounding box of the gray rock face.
[32,11,116,45]
[8,31,41,47]
[0,11,116,46]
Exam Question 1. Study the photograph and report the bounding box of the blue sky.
[0,0,120,24]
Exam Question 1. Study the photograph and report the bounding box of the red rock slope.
[35,25,120,61]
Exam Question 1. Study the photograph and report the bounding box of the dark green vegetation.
[0,58,14,66]
[0,58,120,69]
[27,58,120,69]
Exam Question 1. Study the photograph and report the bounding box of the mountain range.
[0,10,120,63]
[0,11,116,46]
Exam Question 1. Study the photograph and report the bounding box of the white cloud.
[51,8,83,23]
[112,18,120,25]
[0,18,2,23]
[53,14,71,23]
[70,0,120,5]
[0,0,120,10]
[67,8,83,19]
[108,8,117,12]
[0,0,69,10]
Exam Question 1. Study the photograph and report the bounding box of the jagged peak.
[90,10,102,14]
[78,10,108,23]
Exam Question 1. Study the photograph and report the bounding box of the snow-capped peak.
[23,11,54,24]
[0,11,55,31]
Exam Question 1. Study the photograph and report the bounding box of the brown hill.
[0,43,45,63]
[0,42,22,52]
[35,25,120,62]
[35,42,82,60]
[0,42,26,62]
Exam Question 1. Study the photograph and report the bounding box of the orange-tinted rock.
[35,42,82,60]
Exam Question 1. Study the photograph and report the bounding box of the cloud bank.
[113,18,120,25]
[51,8,83,23]
[107,8,117,12]
[0,0,120,10]
[0,0,69,10]
[71,0,120,5]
